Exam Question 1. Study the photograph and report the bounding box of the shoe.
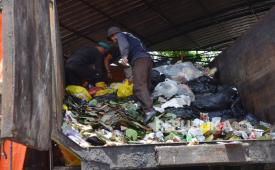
[144,110,156,124]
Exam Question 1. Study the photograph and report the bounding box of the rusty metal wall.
[213,7,275,123]
[56,0,275,56]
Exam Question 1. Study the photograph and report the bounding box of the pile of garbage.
[62,62,272,147]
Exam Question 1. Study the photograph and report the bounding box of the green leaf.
[125,128,138,141]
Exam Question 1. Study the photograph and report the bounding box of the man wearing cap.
[65,41,111,86]
[107,26,156,124]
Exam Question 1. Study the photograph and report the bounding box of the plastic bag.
[154,62,203,82]
[151,70,166,88]
[160,95,194,109]
[187,76,218,94]
[117,80,133,98]
[95,89,115,97]
[65,85,92,101]
[89,87,103,96]
[207,110,235,120]
[192,86,237,111]
[153,79,195,99]
[95,82,107,89]
[94,94,117,102]
[200,122,212,135]
[153,79,178,99]
[110,82,123,90]
[165,106,199,119]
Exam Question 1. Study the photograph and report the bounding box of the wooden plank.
[212,7,275,123]
[1,0,53,150]
[49,0,65,133]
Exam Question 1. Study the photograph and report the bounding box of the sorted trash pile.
[62,62,272,147]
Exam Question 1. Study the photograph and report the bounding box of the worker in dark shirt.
[107,26,156,124]
[104,45,120,80]
[65,41,111,86]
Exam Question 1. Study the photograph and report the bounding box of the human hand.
[107,72,113,79]
[121,56,129,66]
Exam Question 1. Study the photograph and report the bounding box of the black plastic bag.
[151,70,166,88]
[192,86,237,111]
[230,96,246,118]
[165,106,200,119]
[245,113,259,125]
[94,94,118,102]
[208,110,235,120]
[86,136,106,146]
[187,76,218,94]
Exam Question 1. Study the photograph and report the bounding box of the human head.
[107,26,121,43]
[98,41,111,51]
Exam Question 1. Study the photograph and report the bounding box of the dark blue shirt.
[116,32,150,65]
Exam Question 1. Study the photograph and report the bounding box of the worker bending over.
[107,26,156,123]
[65,41,111,86]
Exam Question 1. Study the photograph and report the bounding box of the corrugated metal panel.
[57,0,275,54]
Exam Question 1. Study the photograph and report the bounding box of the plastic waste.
[245,113,259,125]
[207,110,234,120]
[88,99,98,107]
[193,118,204,127]
[155,132,165,142]
[153,79,179,99]
[164,132,181,142]
[200,113,209,122]
[66,85,92,101]
[110,82,123,90]
[143,133,155,141]
[162,122,176,133]
[95,89,115,97]
[192,86,237,111]
[86,136,106,146]
[117,80,133,98]
[153,79,195,99]
[160,95,193,109]
[151,70,166,88]
[165,106,199,119]
[95,82,107,89]
[253,129,264,138]
[148,117,164,132]
[62,123,91,148]
[223,120,233,133]
[187,76,217,94]
[94,94,117,102]
[211,117,221,127]
[89,87,103,96]
[178,84,195,101]
[154,62,203,82]
[187,127,205,142]
[200,122,212,135]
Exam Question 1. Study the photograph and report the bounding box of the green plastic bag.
[66,85,92,101]
[117,80,133,98]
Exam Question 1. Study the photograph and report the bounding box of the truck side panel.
[213,7,275,123]
[1,0,54,150]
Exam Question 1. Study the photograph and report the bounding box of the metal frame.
[57,0,275,52]
[53,131,275,170]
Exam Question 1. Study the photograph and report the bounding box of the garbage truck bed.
[53,131,275,169]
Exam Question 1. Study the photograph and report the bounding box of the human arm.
[104,54,113,79]
[116,33,129,66]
